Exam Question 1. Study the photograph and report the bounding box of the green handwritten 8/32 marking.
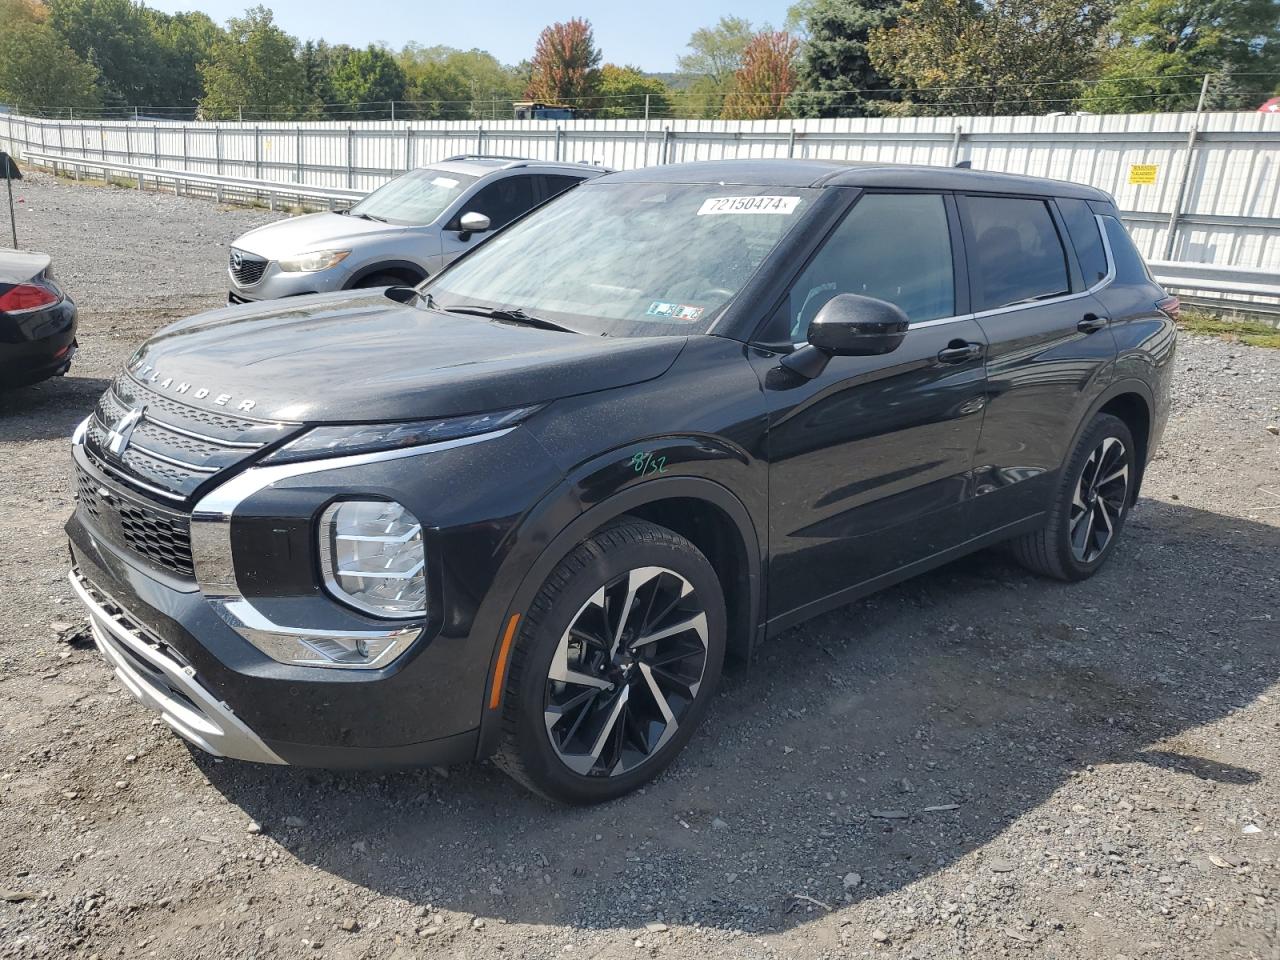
[630,451,667,476]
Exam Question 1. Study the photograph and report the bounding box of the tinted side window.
[541,174,585,200]
[961,196,1069,310]
[1101,215,1153,284]
[1057,198,1108,287]
[779,193,954,341]
[464,176,537,230]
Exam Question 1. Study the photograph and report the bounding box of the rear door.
[538,173,588,202]
[757,191,989,625]
[958,193,1117,529]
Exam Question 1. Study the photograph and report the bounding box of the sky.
[142,0,794,73]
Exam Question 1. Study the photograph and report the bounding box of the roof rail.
[441,154,532,163]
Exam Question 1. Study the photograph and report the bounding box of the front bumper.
[227,261,351,303]
[70,568,283,764]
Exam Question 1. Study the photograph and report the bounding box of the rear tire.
[1009,412,1136,582]
[494,518,726,804]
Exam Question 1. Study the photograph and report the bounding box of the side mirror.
[780,294,909,379]
[456,211,491,237]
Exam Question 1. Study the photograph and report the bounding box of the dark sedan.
[0,250,77,389]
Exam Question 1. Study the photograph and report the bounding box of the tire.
[352,271,415,289]
[1009,412,1136,582]
[494,518,726,804]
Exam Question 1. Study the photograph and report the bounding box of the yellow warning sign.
[1128,163,1158,185]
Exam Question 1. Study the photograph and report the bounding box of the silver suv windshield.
[348,168,479,226]
[427,181,814,337]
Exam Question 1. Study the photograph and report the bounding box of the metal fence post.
[125,123,132,165]
[948,124,964,167]
[255,126,262,179]
[476,125,484,155]
[555,125,563,162]
[153,125,160,167]
[215,125,223,175]
[182,125,188,171]
[1163,74,1211,260]
[99,123,105,160]
[787,127,796,158]
[405,126,413,172]
[296,127,303,184]
[662,127,673,164]
[346,126,354,188]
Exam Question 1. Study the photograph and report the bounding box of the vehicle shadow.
[198,499,1278,935]
[0,373,107,441]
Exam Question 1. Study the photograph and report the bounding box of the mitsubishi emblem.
[105,406,144,458]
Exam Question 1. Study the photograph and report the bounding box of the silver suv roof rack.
[440,154,602,171]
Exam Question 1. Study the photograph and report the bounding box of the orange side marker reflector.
[489,614,521,710]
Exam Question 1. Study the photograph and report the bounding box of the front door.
[439,174,539,265]
[756,191,988,625]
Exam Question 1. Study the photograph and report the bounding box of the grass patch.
[1178,308,1280,349]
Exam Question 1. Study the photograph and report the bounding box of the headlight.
[262,406,541,464]
[277,249,350,273]
[320,500,426,619]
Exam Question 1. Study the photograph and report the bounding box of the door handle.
[1078,313,1108,334]
[937,341,983,364]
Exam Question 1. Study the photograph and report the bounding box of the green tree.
[869,0,1111,115]
[147,10,223,114]
[298,40,336,113]
[1083,0,1280,112]
[328,44,405,118]
[595,64,673,118]
[46,0,167,108]
[0,20,100,112]
[199,6,312,120]
[398,45,522,119]
[789,0,902,116]
[722,30,800,119]
[526,18,602,106]
[676,15,755,117]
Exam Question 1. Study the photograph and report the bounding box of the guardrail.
[1148,260,1280,318]
[22,150,363,211]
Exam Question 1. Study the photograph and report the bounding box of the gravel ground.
[0,172,1277,960]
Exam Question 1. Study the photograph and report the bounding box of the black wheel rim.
[1070,436,1129,563]
[544,566,708,778]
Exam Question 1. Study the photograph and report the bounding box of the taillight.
[0,282,60,315]
[1157,294,1180,321]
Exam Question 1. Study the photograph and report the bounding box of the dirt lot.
[1,172,1278,960]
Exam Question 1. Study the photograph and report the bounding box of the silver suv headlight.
[319,500,426,619]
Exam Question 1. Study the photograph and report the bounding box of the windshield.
[349,168,478,226]
[427,181,814,337]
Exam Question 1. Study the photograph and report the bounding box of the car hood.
[124,290,688,423]
[232,212,410,260]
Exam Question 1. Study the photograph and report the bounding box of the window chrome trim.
[785,210,1118,346]
[189,426,515,669]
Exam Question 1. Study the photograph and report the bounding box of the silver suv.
[226,156,607,303]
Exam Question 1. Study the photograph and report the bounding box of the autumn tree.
[869,0,1110,115]
[722,30,799,119]
[789,0,902,116]
[526,18,601,107]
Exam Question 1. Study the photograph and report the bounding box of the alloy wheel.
[1069,436,1129,563]
[544,566,709,777]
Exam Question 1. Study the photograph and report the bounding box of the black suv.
[67,160,1176,803]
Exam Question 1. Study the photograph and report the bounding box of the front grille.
[77,373,300,578]
[75,462,194,577]
[229,248,267,287]
[84,373,294,500]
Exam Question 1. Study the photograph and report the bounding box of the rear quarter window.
[1101,215,1154,285]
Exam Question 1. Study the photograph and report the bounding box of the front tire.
[494,519,726,804]
[1009,412,1136,581]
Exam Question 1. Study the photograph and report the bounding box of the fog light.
[319,500,426,619]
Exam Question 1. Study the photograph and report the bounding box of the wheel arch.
[345,260,427,288]
[1075,379,1154,502]
[475,476,763,759]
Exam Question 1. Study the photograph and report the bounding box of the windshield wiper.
[441,305,577,334]
[349,211,388,222]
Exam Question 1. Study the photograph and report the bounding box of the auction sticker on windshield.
[697,196,801,216]
[646,301,705,321]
